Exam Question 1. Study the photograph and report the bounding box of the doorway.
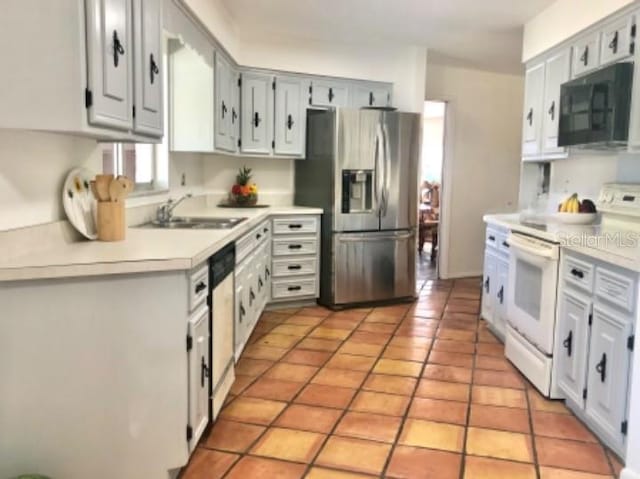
[417,100,447,291]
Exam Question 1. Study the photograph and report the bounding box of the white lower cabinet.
[187,305,209,452]
[481,250,497,323]
[555,251,636,458]
[481,225,510,341]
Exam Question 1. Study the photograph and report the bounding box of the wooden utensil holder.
[97,201,125,241]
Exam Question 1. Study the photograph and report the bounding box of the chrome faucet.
[156,193,193,223]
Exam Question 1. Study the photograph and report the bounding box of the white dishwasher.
[209,243,236,420]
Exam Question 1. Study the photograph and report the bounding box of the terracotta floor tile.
[311,367,367,389]
[532,410,598,442]
[335,411,402,442]
[330,310,370,321]
[466,427,533,462]
[536,437,611,474]
[229,374,255,395]
[437,329,476,342]
[423,364,472,383]
[439,319,478,331]
[242,345,288,361]
[539,467,614,479]
[220,397,287,425]
[357,322,397,334]
[398,418,465,452]
[433,339,476,354]
[408,397,468,425]
[261,311,293,322]
[476,343,505,357]
[235,358,274,377]
[264,363,319,382]
[349,331,392,345]
[363,313,404,325]
[275,404,342,433]
[388,336,433,348]
[395,326,436,338]
[242,377,305,401]
[296,384,357,409]
[350,390,411,416]
[316,436,392,475]
[321,317,360,329]
[181,448,239,479]
[256,333,300,349]
[383,345,430,362]
[415,379,470,402]
[362,374,417,396]
[474,355,513,372]
[250,427,325,462]
[225,456,306,479]
[401,317,440,328]
[285,315,325,326]
[338,341,385,357]
[204,419,266,452]
[283,348,333,366]
[477,329,500,343]
[471,385,527,409]
[527,388,571,415]
[373,358,422,377]
[473,369,525,389]
[297,337,343,352]
[469,404,531,433]
[310,326,352,340]
[299,306,333,317]
[325,353,377,372]
[607,450,624,477]
[271,324,314,337]
[306,467,375,479]
[428,350,474,368]
[463,456,537,479]
[386,445,462,479]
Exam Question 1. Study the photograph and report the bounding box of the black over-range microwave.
[558,62,634,148]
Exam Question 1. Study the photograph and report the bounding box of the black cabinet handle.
[256,233,262,240]
[609,31,619,53]
[328,87,334,102]
[580,46,589,66]
[595,353,607,382]
[497,286,504,304]
[502,241,510,249]
[240,302,245,319]
[195,281,207,294]
[288,265,302,270]
[263,227,269,233]
[563,331,573,357]
[288,244,302,250]
[265,267,270,278]
[288,285,302,292]
[259,277,263,288]
[488,235,496,242]
[232,108,238,124]
[112,30,125,68]
[526,108,533,126]
[221,101,227,118]
[201,357,209,387]
[571,268,584,279]
[548,101,555,121]
[369,92,374,106]
[250,288,255,302]
[484,277,490,293]
[288,224,303,229]
[287,114,294,130]
[253,112,261,128]
[150,53,159,84]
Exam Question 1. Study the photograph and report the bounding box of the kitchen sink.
[140,216,247,230]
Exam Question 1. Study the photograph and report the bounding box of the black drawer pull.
[548,101,555,120]
[256,233,262,240]
[264,227,269,233]
[195,281,207,294]
[502,241,510,249]
[288,265,302,270]
[484,277,490,293]
[570,268,584,279]
[288,244,303,250]
[526,108,533,126]
[580,46,589,66]
[265,267,271,277]
[563,331,573,357]
[595,353,607,382]
[328,87,334,102]
[240,302,245,319]
[250,289,255,302]
[288,285,302,292]
[288,224,303,229]
[258,277,263,288]
[609,31,619,53]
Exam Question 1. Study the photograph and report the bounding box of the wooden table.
[419,205,439,262]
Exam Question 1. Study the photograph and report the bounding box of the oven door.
[506,233,560,355]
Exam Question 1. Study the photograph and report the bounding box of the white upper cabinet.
[132,0,163,136]
[86,0,134,131]
[522,62,545,158]
[571,32,601,78]
[274,75,305,157]
[600,16,635,66]
[215,55,236,152]
[351,82,392,108]
[542,48,571,156]
[240,72,274,154]
[230,68,241,151]
[310,79,350,107]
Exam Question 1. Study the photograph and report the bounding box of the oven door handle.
[508,234,557,260]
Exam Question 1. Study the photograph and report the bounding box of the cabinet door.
[585,304,632,448]
[352,83,392,108]
[86,0,133,130]
[493,257,509,338]
[522,62,545,158]
[241,72,274,154]
[600,16,634,66]
[556,289,591,407]
[132,0,163,136]
[229,68,241,151]
[572,32,601,78]
[215,55,234,152]
[542,49,570,155]
[311,80,349,107]
[274,75,305,156]
[234,265,247,354]
[481,250,497,324]
[188,307,209,452]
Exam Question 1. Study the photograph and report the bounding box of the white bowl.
[551,212,598,225]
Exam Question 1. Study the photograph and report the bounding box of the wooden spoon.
[95,174,113,202]
[109,176,132,202]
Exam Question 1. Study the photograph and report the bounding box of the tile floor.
[181,278,625,479]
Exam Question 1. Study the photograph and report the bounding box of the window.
[102,143,166,193]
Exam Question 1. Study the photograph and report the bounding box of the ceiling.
[220,0,558,74]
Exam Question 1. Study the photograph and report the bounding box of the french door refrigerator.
[295,108,421,307]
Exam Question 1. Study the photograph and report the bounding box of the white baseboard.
[440,270,482,280]
[622,468,640,479]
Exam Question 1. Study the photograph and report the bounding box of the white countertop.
[484,213,640,272]
[0,206,323,282]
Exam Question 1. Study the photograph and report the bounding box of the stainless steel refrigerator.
[295,108,421,307]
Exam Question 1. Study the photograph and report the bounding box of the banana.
[560,194,580,213]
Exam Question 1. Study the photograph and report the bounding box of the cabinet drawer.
[595,266,636,312]
[272,257,317,277]
[571,32,601,78]
[563,255,595,292]
[273,216,318,235]
[272,277,317,299]
[236,230,256,264]
[254,220,271,247]
[485,228,499,249]
[189,264,209,311]
[600,16,634,66]
[273,237,318,256]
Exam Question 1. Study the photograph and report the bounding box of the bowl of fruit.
[552,193,598,225]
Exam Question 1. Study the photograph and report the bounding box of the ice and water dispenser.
[341,170,374,213]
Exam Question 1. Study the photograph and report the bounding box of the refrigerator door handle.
[375,123,386,216]
[381,122,391,217]
[373,126,381,209]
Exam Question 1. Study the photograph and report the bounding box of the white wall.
[181,0,240,59]
[523,0,634,61]
[426,60,524,278]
